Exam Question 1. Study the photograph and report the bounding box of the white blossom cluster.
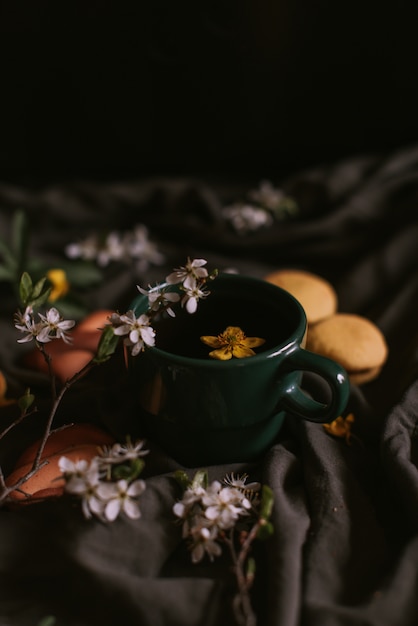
[65,224,165,272]
[15,306,75,344]
[221,204,274,234]
[165,257,211,314]
[59,439,149,522]
[109,258,213,355]
[222,180,298,234]
[173,473,260,563]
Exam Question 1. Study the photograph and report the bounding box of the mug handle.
[279,347,350,423]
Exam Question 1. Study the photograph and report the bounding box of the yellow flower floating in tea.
[200,326,265,360]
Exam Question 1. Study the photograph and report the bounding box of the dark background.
[1,1,417,182]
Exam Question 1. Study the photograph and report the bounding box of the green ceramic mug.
[127,273,349,466]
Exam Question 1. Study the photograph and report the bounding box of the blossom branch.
[229,522,264,626]
[108,257,217,356]
[0,271,115,504]
[0,404,37,442]
[173,472,274,626]
[31,358,98,472]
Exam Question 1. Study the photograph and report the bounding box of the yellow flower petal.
[323,413,355,444]
[241,337,265,349]
[47,269,70,302]
[201,326,266,360]
[209,347,233,360]
[200,335,222,348]
[232,345,256,358]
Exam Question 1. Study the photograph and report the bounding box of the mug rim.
[130,272,307,368]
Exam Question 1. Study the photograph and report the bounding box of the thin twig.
[31,359,97,470]
[225,520,264,626]
[0,356,98,504]
[0,407,38,442]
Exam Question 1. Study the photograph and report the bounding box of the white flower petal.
[97,482,118,499]
[191,543,205,564]
[89,496,105,516]
[127,479,146,497]
[173,502,186,518]
[123,499,141,520]
[185,297,198,314]
[141,327,155,347]
[104,499,121,522]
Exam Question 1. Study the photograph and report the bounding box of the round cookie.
[306,313,388,384]
[263,269,338,324]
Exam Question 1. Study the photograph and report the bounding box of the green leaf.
[93,325,120,363]
[18,389,35,412]
[246,556,256,578]
[191,469,208,490]
[19,271,33,306]
[259,484,274,521]
[112,458,145,481]
[256,520,274,541]
[173,470,191,490]
[31,276,47,300]
[29,287,52,310]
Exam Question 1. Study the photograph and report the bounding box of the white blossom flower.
[137,285,180,317]
[59,455,92,477]
[96,232,126,266]
[65,235,100,262]
[202,481,252,530]
[14,307,39,343]
[126,225,165,272]
[166,258,208,290]
[189,525,222,564]
[97,478,146,521]
[66,232,126,267]
[173,471,262,564]
[111,310,155,356]
[173,483,207,520]
[222,472,261,496]
[173,482,210,538]
[65,225,165,273]
[249,180,285,211]
[36,308,75,344]
[222,203,273,234]
[181,284,210,314]
[97,439,149,465]
[59,456,103,519]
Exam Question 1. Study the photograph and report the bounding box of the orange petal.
[200,335,222,348]
[209,347,233,360]
[232,345,256,358]
[242,337,265,348]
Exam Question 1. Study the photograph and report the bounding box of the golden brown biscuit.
[263,269,338,324]
[306,313,388,384]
